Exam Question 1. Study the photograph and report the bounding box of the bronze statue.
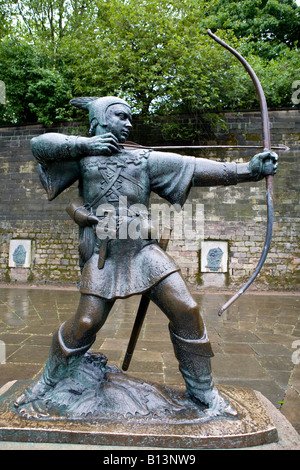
[14,95,277,419]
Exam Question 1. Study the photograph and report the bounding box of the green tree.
[0,0,14,39]
[0,38,74,125]
[0,39,39,124]
[11,1,99,56]
[26,68,74,125]
[67,1,251,116]
[0,0,299,127]
[0,1,95,125]
[204,0,300,59]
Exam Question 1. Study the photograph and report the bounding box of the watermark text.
[292,80,300,105]
[0,340,5,364]
[292,340,300,365]
[95,197,204,243]
[0,81,6,104]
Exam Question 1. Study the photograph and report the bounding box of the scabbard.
[98,239,108,269]
[122,295,151,371]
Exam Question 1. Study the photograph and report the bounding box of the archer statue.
[14,95,277,417]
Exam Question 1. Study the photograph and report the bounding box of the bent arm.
[31,132,121,164]
[31,134,84,201]
[31,133,85,163]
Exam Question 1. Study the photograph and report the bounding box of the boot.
[14,322,95,408]
[169,326,236,416]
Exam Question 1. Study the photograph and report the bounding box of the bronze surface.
[0,381,278,449]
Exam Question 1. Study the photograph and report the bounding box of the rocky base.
[14,352,208,423]
[0,352,282,449]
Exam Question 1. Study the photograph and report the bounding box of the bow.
[206,29,278,316]
[121,32,280,370]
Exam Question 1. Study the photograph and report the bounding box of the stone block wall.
[0,110,299,290]
[0,122,83,285]
[166,110,300,290]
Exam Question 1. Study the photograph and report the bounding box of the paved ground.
[0,284,299,447]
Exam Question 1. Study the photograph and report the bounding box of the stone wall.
[166,110,300,290]
[0,110,299,290]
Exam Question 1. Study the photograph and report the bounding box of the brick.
[0,111,299,289]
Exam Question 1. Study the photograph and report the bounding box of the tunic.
[36,144,196,299]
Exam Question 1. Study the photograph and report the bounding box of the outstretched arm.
[192,151,278,187]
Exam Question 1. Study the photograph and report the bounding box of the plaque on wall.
[9,240,32,269]
[201,241,228,273]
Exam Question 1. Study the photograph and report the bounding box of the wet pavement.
[0,284,299,443]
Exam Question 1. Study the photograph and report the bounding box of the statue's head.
[70,96,132,142]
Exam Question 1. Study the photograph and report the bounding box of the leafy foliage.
[0,0,299,128]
